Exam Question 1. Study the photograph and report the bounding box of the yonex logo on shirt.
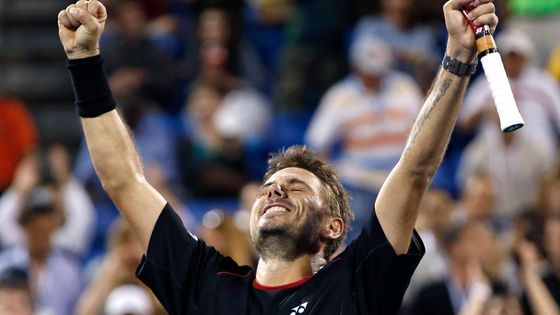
[290,302,308,315]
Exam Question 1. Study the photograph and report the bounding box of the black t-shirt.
[136,204,425,315]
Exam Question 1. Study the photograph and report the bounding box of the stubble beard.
[255,211,323,262]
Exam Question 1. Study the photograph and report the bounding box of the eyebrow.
[261,178,313,190]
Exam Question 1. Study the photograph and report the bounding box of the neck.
[255,255,313,287]
[29,249,48,267]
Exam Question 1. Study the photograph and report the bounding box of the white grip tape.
[480,53,524,132]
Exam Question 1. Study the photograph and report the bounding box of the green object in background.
[509,0,560,16]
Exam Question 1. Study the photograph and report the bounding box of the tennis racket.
[462,7,524,132]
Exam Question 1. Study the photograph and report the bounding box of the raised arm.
[375,0,498,254]
[57,0,165,250]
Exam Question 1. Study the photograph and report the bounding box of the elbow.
[99,171,145,196]
[398,159,438,187]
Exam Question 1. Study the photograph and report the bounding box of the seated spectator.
[353,0,439,92]
[460,28,560,161]
[104,284,155,315]
[517,225,560,315]
[0,268,33,315]
[76,218,164,315]
[0,98,38,195]
[178,81,251,198]
[200,209,256,267]
[103,0,178,109]
[196,7,265,91]
[507,0,560,67]
[0,146,95,258]
[403,189,452,305]
[0,187,82,315]
[457,113,552,223]
[454,174,496,225]
[305,35,422,239]
[410,221,507,315]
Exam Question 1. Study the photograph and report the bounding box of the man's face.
[23,213,60,258]
[250,167,326,259]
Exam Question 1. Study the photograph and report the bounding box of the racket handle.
[480,52,524,132]
[462,6,524,132]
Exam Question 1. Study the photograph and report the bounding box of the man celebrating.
[57,0,498,314]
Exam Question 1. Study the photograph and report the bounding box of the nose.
[267,183,287,199]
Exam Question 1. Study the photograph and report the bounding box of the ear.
[322,217,344,240]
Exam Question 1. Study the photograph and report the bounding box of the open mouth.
[262,204,292,216]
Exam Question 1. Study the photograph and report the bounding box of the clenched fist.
[58,0,107,59]
[443,0,498,62]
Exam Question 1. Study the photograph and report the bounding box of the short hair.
[18,187,63,226]
[0,268,30,291]
[264,145,354,260]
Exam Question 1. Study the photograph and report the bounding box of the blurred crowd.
[1,0,560,314]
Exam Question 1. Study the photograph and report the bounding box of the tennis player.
[57,0,498,313]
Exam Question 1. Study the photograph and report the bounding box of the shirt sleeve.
[344,207,425,315]
[136,203,229,315]
[304,84,346,152]
[53,178,96,257]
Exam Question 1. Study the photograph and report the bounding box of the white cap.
[496,28,536,59]
[213,89,271,141]
[349,35,393,75]
[104,285,154,315]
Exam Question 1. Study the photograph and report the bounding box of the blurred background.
[0,0,560,314]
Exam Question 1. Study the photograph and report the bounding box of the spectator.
[103,0,178,108]
[518,232,560,315]
[178,81,249,198]
[506,0,560,66]
[410,221,503,315]
[457,113,552,222]
[305,35,422,238]
[200,209,256,267]
[403,189,452,305]
[76,218,164,315]
[460,28,560,161]
[0,268,33,315]
[0,98,38,195]
[196,7,265,91]
[353,0,440,92]
[104,284,156,315]
[0,186,82,315]
[454,174,496,225]
[0,146,95,258]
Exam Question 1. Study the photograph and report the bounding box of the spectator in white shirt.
[0,145,95,258]
[305,35,422,238]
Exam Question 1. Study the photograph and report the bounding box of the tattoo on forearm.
[404,78,454,153]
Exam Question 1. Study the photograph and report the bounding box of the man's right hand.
[58,0,107,59]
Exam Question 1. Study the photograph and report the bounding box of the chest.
[198,271,361,315]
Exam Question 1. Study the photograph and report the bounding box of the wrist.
[442,54,478,77]
[67,55,116,118]
[66,48,101,60]
[446,41,476,63]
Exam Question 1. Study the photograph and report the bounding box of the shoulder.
[319,77,363,109]
[386,72,423,98]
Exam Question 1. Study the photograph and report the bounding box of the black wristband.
[67,55,116,118]
[442,54,478,77]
